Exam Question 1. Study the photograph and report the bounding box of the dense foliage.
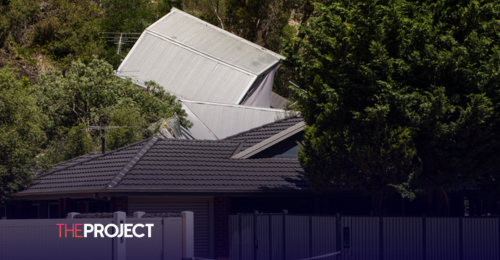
[37,56,189,163]
[0,68,45,201]
[288,0,500,215]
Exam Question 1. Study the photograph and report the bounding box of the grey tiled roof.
[51,152,99,171]
[28,140,150,192]
[223,115,303,152]
[19,133,308,195]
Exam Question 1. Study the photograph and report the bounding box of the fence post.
[282,209,288,260]
[459,217,463,260]
[254,210,259,260]
[422,215,426,260]
[239,214,242,260]
[336,213,341,258]
[498,217,500,260]
[269,215,272,260]
[181,211,194,260]
[379,216,384,260]
[113,211,126,260]
[309,215,313,257]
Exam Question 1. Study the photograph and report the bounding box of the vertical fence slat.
[228,214,500,260]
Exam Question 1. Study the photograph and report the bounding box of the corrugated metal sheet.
[270,215,285,260]
[147,9,283,75]
[229,215,240,260]
[286,215,311,260]
[179,103,218,140]
[128,197,212,258]
[230,215,500,260]
[181,100,286,139]
[426,217,460,260]
[312,216,336,260]
[240,215,254,260]
[463,218,499,260]
[117,32,256,104]
[383,217,423,260]
[117,8,284,106]
[342,216,380,260]
[256,214,271,260]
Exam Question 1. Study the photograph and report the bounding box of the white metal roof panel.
[181,100,286,139]
[118,32,256,103]
[147,9,284,75]
[180,103,218,140]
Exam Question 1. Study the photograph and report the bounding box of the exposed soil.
[0,48,39,84]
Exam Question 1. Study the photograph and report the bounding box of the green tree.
[0,68,45,201]
[288,0,500,215]
[0,0,105,69]
[36,56,190,164]
[100,0,181,67]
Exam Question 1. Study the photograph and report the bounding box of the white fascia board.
[237,61,280,104]
[255,60,281,77]
[168,8,286,60]
[179,99,286,113]
[236,76,259,105]
[231,121,305,159]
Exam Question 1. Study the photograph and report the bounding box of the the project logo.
[57,223,154,238]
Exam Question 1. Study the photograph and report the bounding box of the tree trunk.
[426,187,450,216]
[437,187,450,216]
[426,188,434,216]
[371,191,383,215]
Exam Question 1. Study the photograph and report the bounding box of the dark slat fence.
[229,212,500,260]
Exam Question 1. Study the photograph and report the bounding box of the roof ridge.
[231,121,305,159]
[181,99,286,112]
[38,138,155,178]
[223,115,302,140]
[106,137,159,189]
[158,138,240,144]
[167,8,285,60]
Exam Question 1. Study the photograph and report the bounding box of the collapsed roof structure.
[116,8,285,108]
[160,100,288,140]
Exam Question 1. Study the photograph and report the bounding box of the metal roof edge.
[167,7,286,60]
[117,32,147,72]
[107,137,159,189]
[236,76,259,105]
[255,60,281,79]
[236,62,280,104]
[231,121,306,159]
[113,72,187,100]
[180,99,286,112]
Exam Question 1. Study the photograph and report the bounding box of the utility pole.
[99,32,141,55]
